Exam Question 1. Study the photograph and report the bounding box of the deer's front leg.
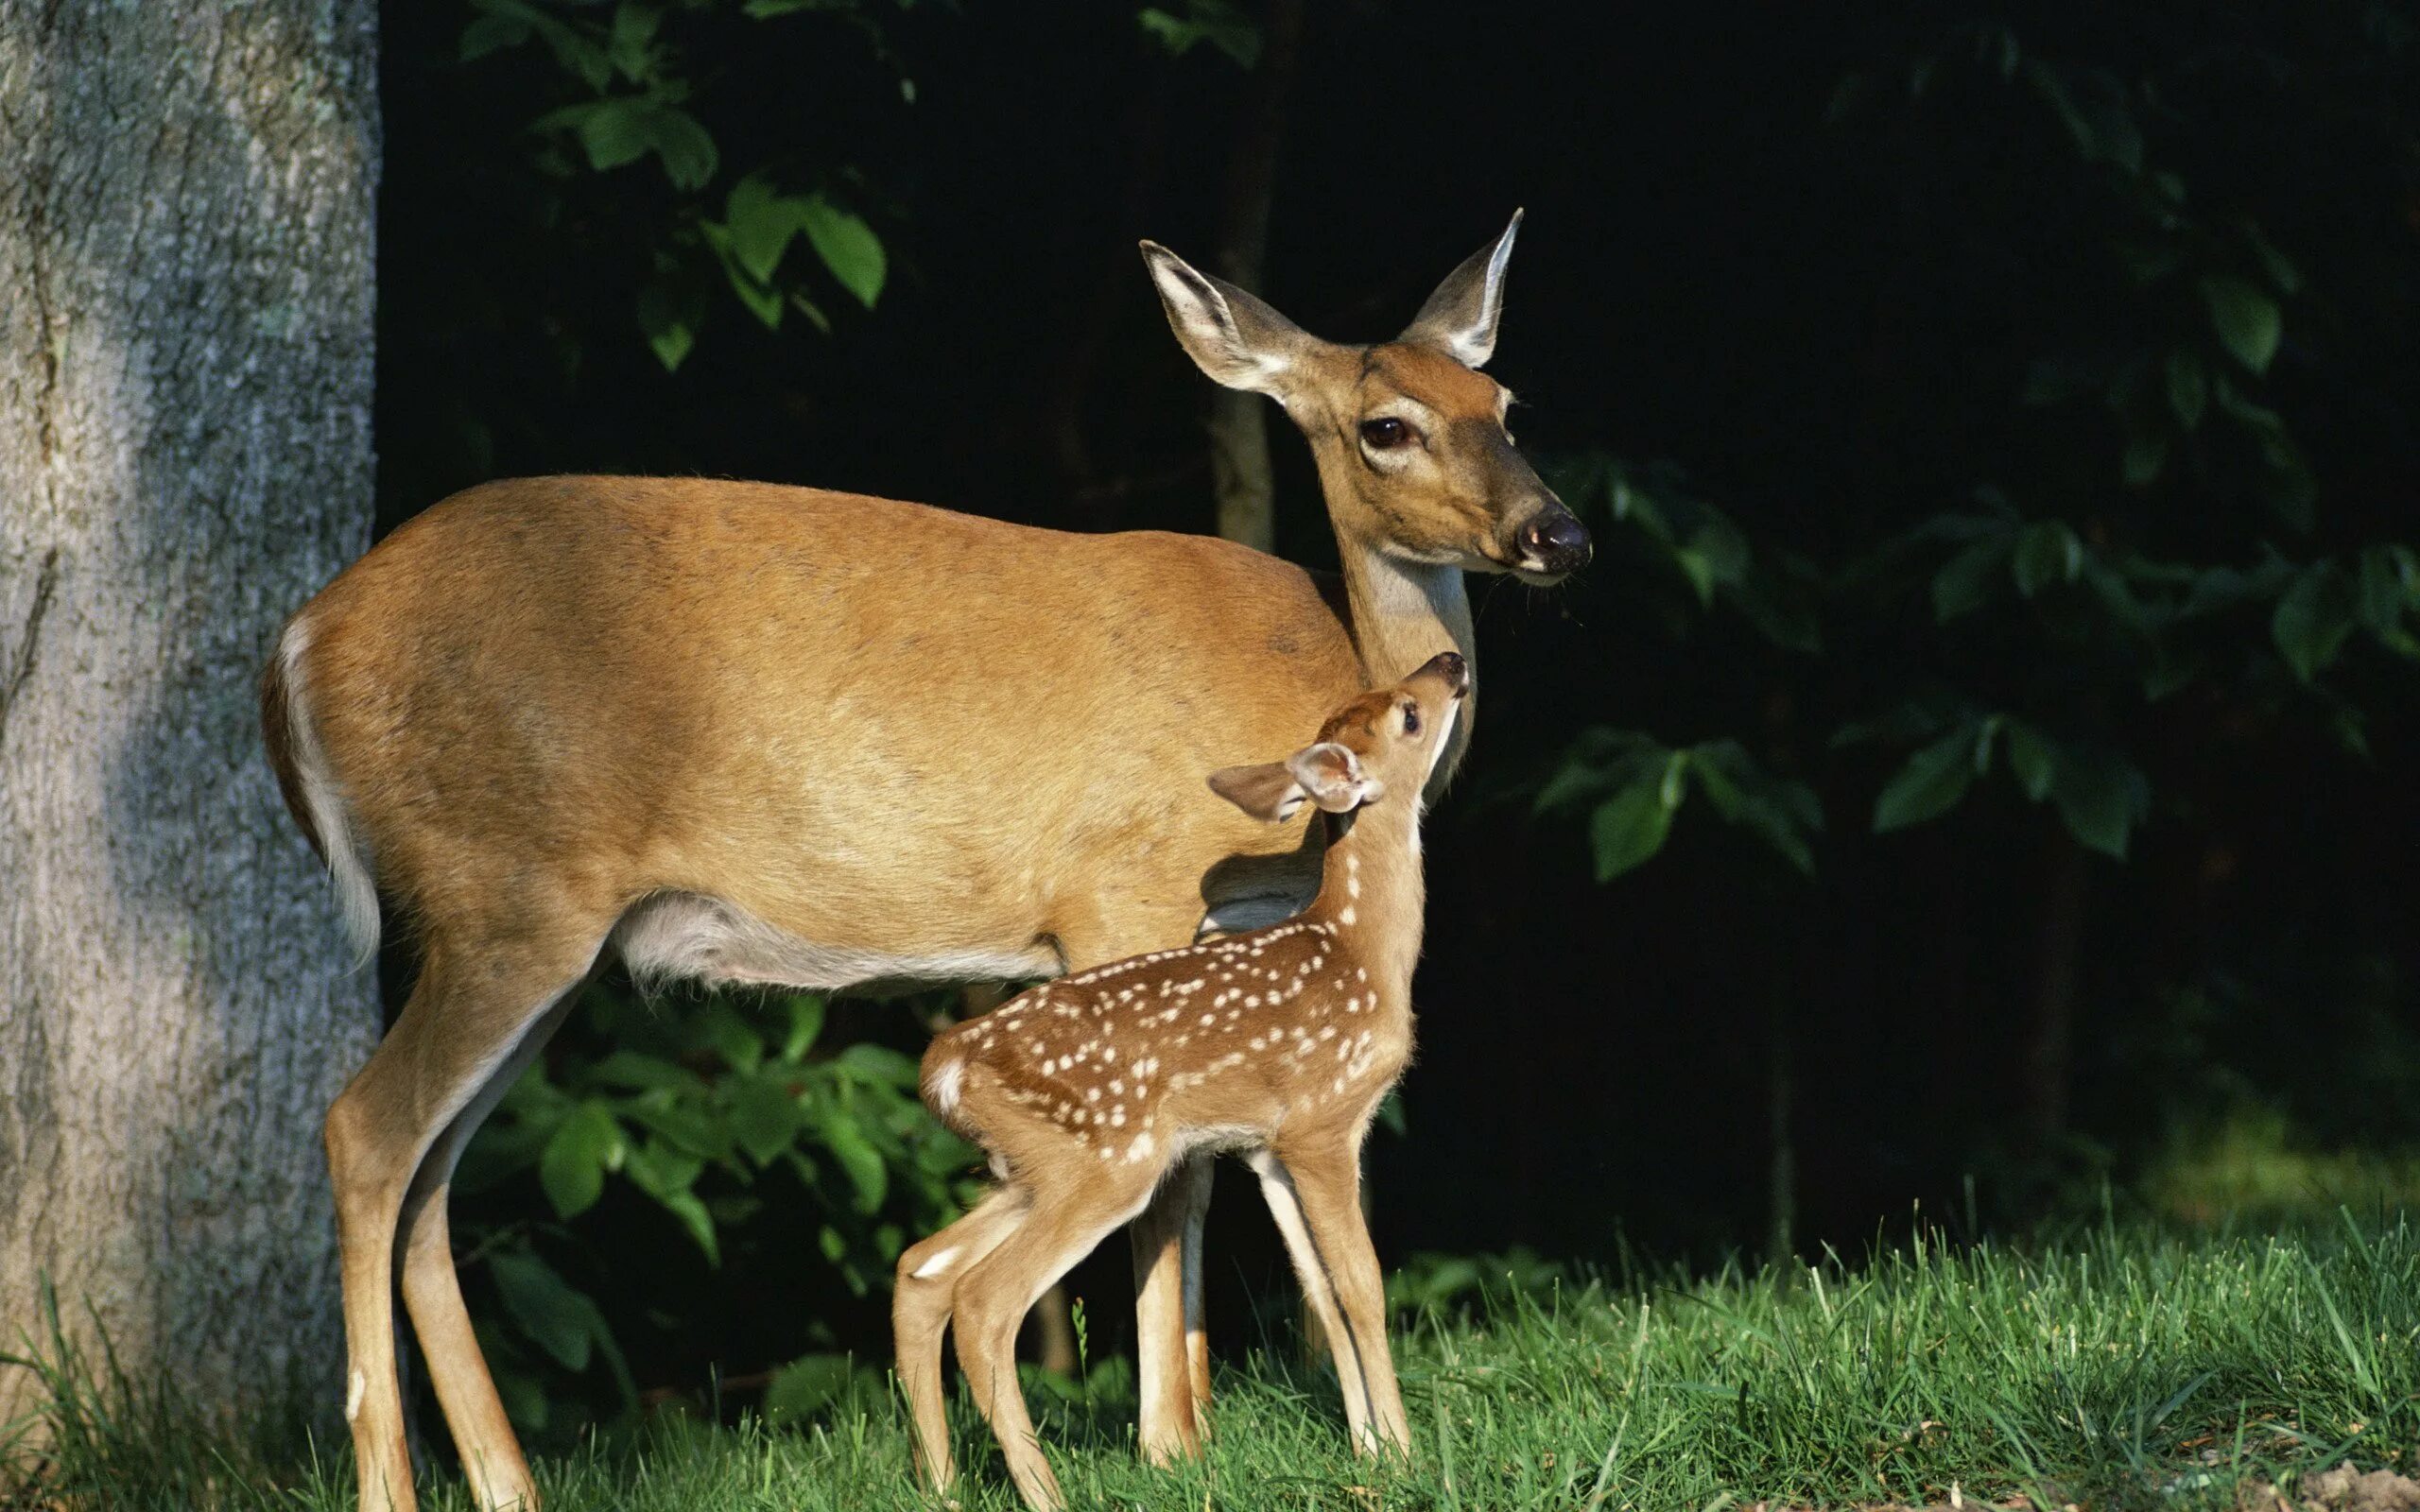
[1131,1151,1214,1462]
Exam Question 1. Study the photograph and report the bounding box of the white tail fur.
[278,620,380,963]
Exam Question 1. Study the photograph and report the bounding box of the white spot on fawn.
[929,1058,965,1114]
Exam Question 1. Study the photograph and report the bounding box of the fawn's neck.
[1303,797,1426,1014]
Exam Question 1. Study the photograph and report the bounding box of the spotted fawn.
[891,651,1467,1509]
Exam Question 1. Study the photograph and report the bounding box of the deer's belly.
[612,890,1061,994]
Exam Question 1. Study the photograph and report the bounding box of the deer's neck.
[1335,539,1472,687]
[1305,800,1426,1015]
[1334,541,1477,787]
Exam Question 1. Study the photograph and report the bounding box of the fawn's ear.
[1289,741,1386,814]
[1207,760,1311,822]
[1210,743,1385,822]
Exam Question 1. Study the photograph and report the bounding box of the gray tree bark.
[0,0,379,1437]
[1205,0,1305,553]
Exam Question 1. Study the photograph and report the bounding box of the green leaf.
[819,1107,890,1212]
[1530,728,1662,815]
[2012,522,2083,597]
[1689,740,1820,874]
[1931,537,2011,622]
[2005,721,2057,802]
[724,173,799,284]
[728,1074,809,1166]
[1873,726,1980,833]
[1137,3,1261,66]
[2120,433,2169,489]
[635,282,696,372]
[780,995,827,1062]
[2048,748,2150,860]
[489,1250,602,1372]
[566,98,717,189]
[1587,777,1674,883]
[690,1000,765,1073]
[586,1049,692,1093]
[607,3,661,82]
[539,1101,623,1219]
[765,1353,869,1425]
[2272,561,2357,681]
[799,197,886,309]
[2356,546,2411,640]
[2165,350,2207,430]
[835,1043,923,1089]
[2200,275,2281,374]
[662,1188,722,1265]
[460,12,534,61]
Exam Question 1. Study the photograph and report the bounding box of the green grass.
[13,1216,2420,1510]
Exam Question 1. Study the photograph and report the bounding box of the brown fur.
[274,222,1582,1512]
[894,658,1465,1509]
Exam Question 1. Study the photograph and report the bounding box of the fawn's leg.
[395,990,581,1511]
[893,1189,1029,1494]
[1060,905,1218,1463]
[954,1173,1159,1511]
[1260,1141,1410,1453]
[325,940,597,1512]
[1247,1147,1374,1447]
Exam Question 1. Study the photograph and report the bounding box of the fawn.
[892,651,1468,1509]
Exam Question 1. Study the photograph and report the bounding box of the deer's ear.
[1140,241,1309,398]
[1207,761,1311,823]
[1287,742,1386,815]
[1398,209,1521,369]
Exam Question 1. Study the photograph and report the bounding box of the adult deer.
[263,212,1585,1511]
[900,652,1467,1510]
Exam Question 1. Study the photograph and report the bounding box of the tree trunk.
[1765,980,1796,1265]
[2020,825,2090,1155]
[1205,0,1305,553]
[0,0,380,1438]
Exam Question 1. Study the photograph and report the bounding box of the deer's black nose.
[1518,507,1592,576]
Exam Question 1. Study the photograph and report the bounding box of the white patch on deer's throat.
[912,1246,959,1280]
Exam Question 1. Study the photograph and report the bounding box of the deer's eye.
[1403,703,1423,735]
[1360,417,1411,451]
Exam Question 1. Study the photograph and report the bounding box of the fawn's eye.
[1402,702,1423,735]
[1360,417,1411,451]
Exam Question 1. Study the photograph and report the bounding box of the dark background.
[371,0,2420,1423]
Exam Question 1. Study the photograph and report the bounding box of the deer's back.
[287,476,1364,966]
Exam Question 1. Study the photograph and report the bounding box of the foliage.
[450,981,981,1433]
[30,1218,2420,1509]
[458,0,910,368]
[1527,27,2418,888]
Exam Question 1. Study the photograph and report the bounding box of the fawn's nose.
[1418,651,1470,697]
[1517,507,1593,577]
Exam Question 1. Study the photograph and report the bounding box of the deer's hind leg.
[394,982,587,1510]
[325,923,605,1512]
[893,1187,1029,1494]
